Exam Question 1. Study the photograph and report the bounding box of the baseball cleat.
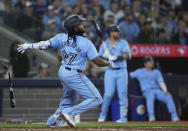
[149,117,156,122]
[48,121,68,128]
[172,117,180,122]
[115,118,127,123]
[98,118,105,123]
[60,112,76,128]
[115,119,121,123]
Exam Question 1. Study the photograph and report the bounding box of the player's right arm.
[92,57,110,67]
[129,69,139,79]
[17,34,62,53]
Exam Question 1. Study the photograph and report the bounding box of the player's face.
[144,61,154,69]
[110,31,120,40]
[74,23,85,33]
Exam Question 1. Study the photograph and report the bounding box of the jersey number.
[62,50,77,65]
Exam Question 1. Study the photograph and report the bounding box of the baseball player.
[98,25,131,123]
[17,15,110,128]
[130,57,179,122]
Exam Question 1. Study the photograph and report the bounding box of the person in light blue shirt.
[118,12,140,42]
[99,0,110,10]
[42,5,61,29]
[130,57,179,122]
[98,25,131,123]
[62,0,78,7]
[17,15,110,128]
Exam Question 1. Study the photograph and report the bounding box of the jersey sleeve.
[86,40,99,60]
[122,40,131,58]
[156,70,164,83]
[99,44,104,57]
[49,33,63,48]
[130,69,139,79]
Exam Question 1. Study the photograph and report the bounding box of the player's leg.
[154,90,179,121]
[46,68,79,126]
[46,87,78,126]
[46,85,78,126]
[60,71,102,117]
[143,91,155,121]
[117,69,128,123]
[98,70,116,121]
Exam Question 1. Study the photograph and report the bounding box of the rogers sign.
[129,44,188,57]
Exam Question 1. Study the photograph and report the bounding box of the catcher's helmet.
[64,15,85,34]
[107,25,120,33]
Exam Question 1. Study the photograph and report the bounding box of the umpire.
[98,25,131,123]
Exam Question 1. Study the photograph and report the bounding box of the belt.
[65,67,82,73]
[111,68,120,70]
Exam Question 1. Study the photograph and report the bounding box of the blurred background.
[0,0,188,123]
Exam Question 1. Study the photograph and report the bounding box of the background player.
[130,57,179,122]
[98,25,131,123]
[17,15,110,128]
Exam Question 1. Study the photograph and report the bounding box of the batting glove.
[17,43,33,53]
[108,55,117,61]
[108,60,115,68]
[103,51,110,58]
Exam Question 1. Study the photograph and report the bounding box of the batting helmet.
[64,15,85,34]
[143,56,154,63]
[107,25,120,33]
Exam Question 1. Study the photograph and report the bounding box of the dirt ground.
[0,121,188,131]
[0,127,188,131]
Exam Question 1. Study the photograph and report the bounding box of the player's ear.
[108,32,112,37]
[72,26,77,32]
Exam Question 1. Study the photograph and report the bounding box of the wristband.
[113,56,124,62]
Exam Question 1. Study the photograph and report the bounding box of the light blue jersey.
[130,68,164,92]
[50,33,99,71]
[99,39,131,69]
[130,68,179,120]
[99,38,130,123]
[46,33,102,126]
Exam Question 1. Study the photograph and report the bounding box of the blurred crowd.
[0,0,188,46]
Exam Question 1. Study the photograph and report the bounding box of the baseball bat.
[92,20,114,67]
[8,71,16,108]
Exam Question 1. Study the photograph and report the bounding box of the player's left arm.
[156,70,170,95]
[17,34,62,53]
[113,40,131,62]
[17,40,52,53]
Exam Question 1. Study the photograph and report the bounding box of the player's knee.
[98,96,103,104]
[96,95,103,105]
[145,93,154,100]
[166,94,173,101]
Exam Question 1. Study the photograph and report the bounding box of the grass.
[0,122,188,128]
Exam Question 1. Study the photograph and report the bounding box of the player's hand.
[164,91,170,95]
[103,51,110,58]
[108,60,115,68]
[108,55,117,61]
[17,43,32,53]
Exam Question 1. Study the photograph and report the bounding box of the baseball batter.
[130,57,179,122]
[17,15,110,128]
[98,25,131,123]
